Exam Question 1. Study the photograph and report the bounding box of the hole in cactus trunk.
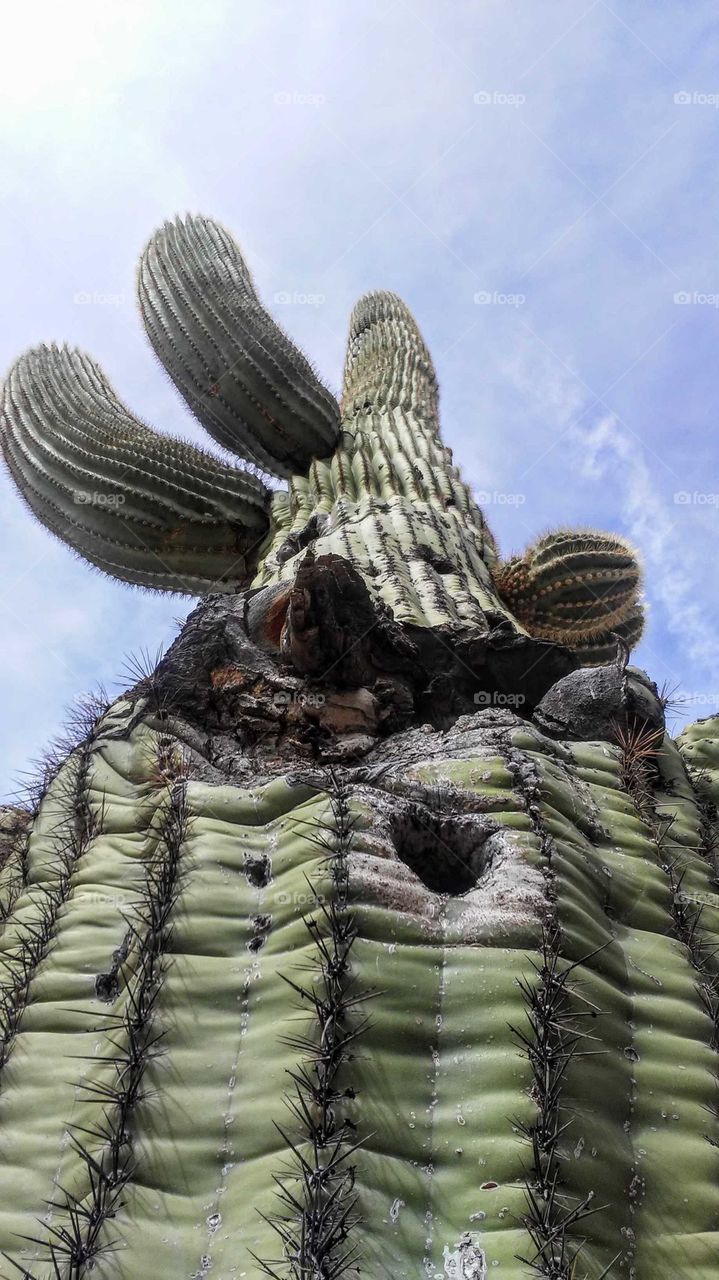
[245,854,271,887]
[390,811,493,895]
[248,913,272,952]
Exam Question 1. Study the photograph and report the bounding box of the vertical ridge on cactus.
[3,208,718,1280]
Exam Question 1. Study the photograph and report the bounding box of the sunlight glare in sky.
[0,1,151,110]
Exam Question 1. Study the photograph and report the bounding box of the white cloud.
[575,413,719,676]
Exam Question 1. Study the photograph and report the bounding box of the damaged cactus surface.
[0,213,715,1280]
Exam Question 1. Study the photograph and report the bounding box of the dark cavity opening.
[248,913,272,952]
[245,854,271,888]
[390,810,494,896]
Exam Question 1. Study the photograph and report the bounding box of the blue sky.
[1,0,718,796]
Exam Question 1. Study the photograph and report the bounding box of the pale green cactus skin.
[3,211,712,1280]
[137,216,341,478]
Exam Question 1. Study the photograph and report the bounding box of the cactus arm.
[341,289,440,423]
[493,529,645,664]
[137,215,340,478]
[1,345,271,593]
[256,291,512,636]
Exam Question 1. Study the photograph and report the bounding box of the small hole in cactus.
[411,543,455,576]
[248,912,272,951]
[245,854,271,887]
[390,811,493,895]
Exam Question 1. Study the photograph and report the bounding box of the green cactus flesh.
[493,531,645,666]
[1,210,712,1280]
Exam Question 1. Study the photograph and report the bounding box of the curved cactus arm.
[1,344,271,594]
[493,529,644,664]
[137,214,340,478]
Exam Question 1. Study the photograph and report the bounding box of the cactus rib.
[41,780,190,1276]
[258,775,369,1279]
[0,743,97,1091]
[505,748,602,1278]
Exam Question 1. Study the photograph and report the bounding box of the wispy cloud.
[575,413,719,678]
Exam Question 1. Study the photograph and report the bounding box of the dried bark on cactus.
[0,210,715,1280]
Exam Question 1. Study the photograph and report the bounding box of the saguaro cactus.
[0,213,714,1280]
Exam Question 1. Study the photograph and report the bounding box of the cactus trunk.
[1,208,706,1279]
[0,582,716,1280]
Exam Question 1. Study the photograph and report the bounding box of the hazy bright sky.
[1,0,718,796]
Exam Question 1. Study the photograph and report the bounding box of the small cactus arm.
[493,529,644,665]
[1,343,271,593]
[137,214,341,476]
